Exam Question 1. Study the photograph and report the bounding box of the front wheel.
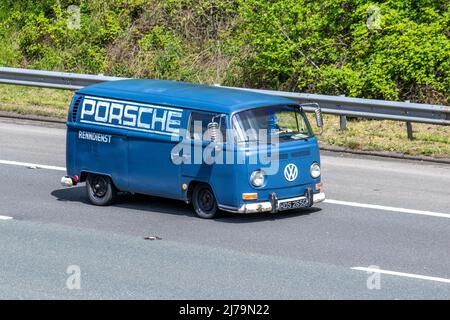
[192,184,219,219]
[86,174,117,206]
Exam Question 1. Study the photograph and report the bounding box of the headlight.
[310,163,321,178]
[250,170,265,187]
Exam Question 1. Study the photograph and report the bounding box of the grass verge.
[307,115,450,159]
[0,84,73,118]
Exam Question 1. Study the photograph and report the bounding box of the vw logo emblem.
[284,163,298,182]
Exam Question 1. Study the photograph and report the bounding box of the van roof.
[77,79,297,114]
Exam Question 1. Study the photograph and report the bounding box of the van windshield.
[232,106,313,144]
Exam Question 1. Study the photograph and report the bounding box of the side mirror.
[314,106,323,128]
[299,103,323,130]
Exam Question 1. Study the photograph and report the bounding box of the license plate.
[278,198,309,211]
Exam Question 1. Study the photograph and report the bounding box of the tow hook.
[61,175,79,187]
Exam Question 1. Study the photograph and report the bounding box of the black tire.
[192,184,219,219]
[86,174,117,206]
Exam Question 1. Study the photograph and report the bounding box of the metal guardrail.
[1,67,449,126]
[220,86,450,126]
[0,67,124,90]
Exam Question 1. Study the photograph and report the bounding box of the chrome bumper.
[219,192,326,214]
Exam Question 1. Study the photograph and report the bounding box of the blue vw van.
[61,79,325,218]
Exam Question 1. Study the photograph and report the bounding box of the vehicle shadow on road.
[51,187,321,223]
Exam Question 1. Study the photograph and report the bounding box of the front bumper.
[219,192,326,214]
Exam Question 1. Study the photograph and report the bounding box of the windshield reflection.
[232,105,313,144]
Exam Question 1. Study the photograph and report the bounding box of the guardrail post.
[339,115,347,131]
[338,95,347,130]
[406,122,414,140]
[405,100,413,140]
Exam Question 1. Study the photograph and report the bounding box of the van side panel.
[76,128,128,190]
[180,144,238,207]
[68,94,189,197]
[127,132,181,199]
[208,163,238,208]
[67,124,129,191]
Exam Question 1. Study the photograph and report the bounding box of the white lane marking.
[325,199,450,219]
[0,215,13,220]
[0,160,65,171]
[0,159,449,219]
[352,267,450,284]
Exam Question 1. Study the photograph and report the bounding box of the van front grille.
[72,96,82,122]
[292,149,310,158]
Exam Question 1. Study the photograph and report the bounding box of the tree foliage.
[0,0,448,104]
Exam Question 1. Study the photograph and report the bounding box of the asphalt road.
[0,118,449,299]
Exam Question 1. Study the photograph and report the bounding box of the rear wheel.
[192,184,219,219]
[86,174,117,206]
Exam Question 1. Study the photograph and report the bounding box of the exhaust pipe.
[60,175,79,187]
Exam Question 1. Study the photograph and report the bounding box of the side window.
[189,112,227,142]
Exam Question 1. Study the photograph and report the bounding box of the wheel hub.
[92,177,107,198]
[199,189,214,211]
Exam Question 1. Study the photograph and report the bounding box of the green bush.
[0,0,449,104]
[226,0,450,104]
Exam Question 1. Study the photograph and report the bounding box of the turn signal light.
[315,182,323,192]
[242,193,258,200]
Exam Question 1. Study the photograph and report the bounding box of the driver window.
[189,112,227,142]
